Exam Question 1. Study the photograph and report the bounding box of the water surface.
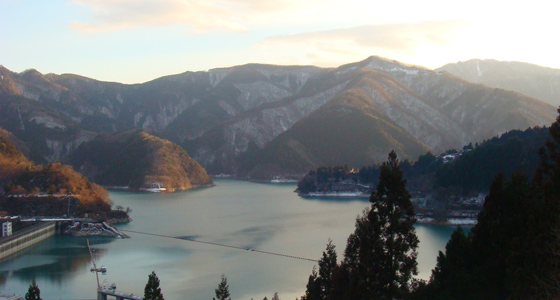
[0,179,462,300]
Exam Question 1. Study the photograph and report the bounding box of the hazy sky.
[1,0,558,83]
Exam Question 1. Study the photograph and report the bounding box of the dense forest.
[68,129,213,191]
[297,126,550,199]
[0,135,124,220]
[297,109,560,300]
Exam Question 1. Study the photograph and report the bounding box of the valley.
[0,56,556,183]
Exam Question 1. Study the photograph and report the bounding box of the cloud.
[254,20,469,68]
[261,20,467,51]
[69,0,305,33]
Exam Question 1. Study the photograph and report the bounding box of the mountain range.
[438,59,560,107]
[0,56,557,180]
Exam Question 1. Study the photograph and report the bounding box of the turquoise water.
[0,179,461,300]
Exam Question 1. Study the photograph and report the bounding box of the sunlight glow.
[0,0,558,83]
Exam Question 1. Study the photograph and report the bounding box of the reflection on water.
[299,196,370,203]
[0,236,113,285]
[0,180,465,300]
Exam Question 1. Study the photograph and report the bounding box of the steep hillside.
[0,126,33,160]
[0,57,556,179]
[238,69,434,178]
[0,92,97,162]
[296,126,550,200]
[349,56,554,146]
[435,126,550,194]
[69,129,213,191]
[0,135,116,218]
[237,57,555,178]
[437,59,560,107]
[0,63,325,165]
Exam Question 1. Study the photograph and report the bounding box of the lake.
[0,179,460,300]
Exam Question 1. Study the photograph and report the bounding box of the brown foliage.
[0,137,112,215]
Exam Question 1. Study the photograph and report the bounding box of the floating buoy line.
[119,229,319,262]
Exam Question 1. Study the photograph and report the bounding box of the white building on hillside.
[2,222,12,237]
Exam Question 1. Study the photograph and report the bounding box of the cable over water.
[119,229,319,262]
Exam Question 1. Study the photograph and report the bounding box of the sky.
[0,0,558,84]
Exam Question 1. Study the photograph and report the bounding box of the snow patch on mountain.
[142,115,155,129]
[133,112,143,127]
[518,106,555,126]
[388,67,419,75]
[209,69,232,87]
[71,116,83,123]
[476,60,482,77]
[45,135,93,161]
[363,79,466,151]
[14,82,40,101]
[223,82,349,156]
[233,82,292,110]
[293,82,349,112]
[29,116,67,130]
[256,67,318,92]
[153,101,190,131]
[218,100,238,116]
[17,107,25,130]
[100,106,114,118]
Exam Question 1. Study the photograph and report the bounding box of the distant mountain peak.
[0,57,556,180]
[363,55,429,71]
[336,56,430,79]
[21,68,41,75]
[438,59,560,106]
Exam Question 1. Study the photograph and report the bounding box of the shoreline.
[416,217,477,226]
[105,183,215,193]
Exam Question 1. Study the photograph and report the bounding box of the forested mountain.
[0,133,120,218]
[435,127,549,194]
[68,129,213,191]
[300,111,560,300]
[412,109,560,300]
[0,126,38,162]
[297,126,550,198]
[438,59,560,107]
[0,56,556,180]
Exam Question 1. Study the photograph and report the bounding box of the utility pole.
[87,239,106,288]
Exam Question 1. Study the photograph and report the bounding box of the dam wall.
[0,222,56,260]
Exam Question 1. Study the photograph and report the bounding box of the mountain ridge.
[0,56,556,179]
[437,59,560,107]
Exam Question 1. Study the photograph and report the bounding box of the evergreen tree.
[316,240,336,298]
[410,227,474,300]
[470,172,533,299]
[522,107,560,299]
[272,292,280,300]
[339,151,419,300]
[419,172,533,300]
[302,267,320,300]
[214,274,231,300]
[25,280,42,300]
[415,110,560,300]
[144,271,164,300]
[301,240,337,300]
[426,227,475,300]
